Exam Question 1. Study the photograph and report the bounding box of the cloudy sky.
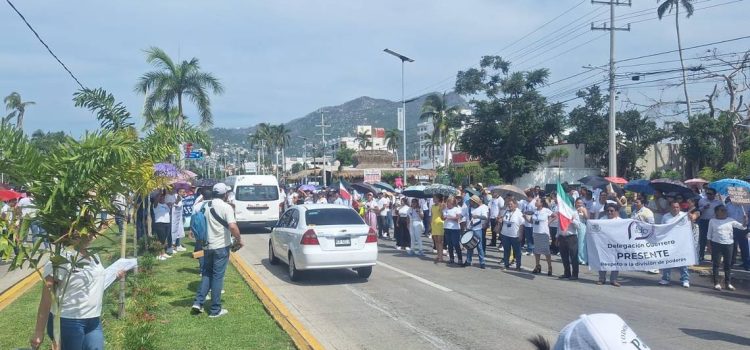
[1,0,747,135]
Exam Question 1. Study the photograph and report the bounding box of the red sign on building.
[452,152,479,164]
[374,128,385,138]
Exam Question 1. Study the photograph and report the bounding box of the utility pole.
[316,110,330,187]
[591,0,630,177]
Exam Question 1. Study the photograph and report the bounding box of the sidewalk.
[0,257,47,294]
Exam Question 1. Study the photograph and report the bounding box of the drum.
[460,231,479,250]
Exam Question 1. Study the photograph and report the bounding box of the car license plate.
[335,238,351,247]
[253,210,263,215]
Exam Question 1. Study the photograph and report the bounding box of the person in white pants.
[407,198,425,256]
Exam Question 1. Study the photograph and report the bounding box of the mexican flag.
[340,182,352,203]
[556,181,576,232]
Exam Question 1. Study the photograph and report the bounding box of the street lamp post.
[384,48,414,188]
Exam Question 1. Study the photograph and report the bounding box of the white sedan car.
[268,204,378,281]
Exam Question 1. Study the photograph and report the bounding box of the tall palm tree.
[135,47,224,128]
[422,133,436,168]
[355,130,372,150]
[4,92,35,130]
[420,93,460,166]
[385,128,400,161]
[658,0,694,117]
[249,123,273,174]
[271,124,291,174]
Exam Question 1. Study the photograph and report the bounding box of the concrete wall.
[636,143,684,177]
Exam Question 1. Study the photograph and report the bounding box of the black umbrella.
[194,178,218,187]
[578,175,608,189]
[650,179,694,198]
[373,181,397,193]
[464,187,481,197]
[352,182,380,194]
[402,185,431,198]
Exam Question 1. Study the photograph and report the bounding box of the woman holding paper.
[597,203,622,287]
[30,234,131,350]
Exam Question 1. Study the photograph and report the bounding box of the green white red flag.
[556,181,576,232]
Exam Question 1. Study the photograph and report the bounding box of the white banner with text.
[586,215,696,271]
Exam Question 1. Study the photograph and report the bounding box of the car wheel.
[356,266,373,279]
[288,253,302,282]
[268,240,279,265]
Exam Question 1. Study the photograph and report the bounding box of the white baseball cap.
[212,183,231,195]
[553,314,649,350]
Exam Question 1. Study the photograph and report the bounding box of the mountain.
[208,92,466,158]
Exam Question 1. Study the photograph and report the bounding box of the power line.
[5,0,85,89]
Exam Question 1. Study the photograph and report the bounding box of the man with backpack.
[191,183,243,318]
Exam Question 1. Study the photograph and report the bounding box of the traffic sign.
[187,151,203,159]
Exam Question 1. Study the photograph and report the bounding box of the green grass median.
[0,229,293,349]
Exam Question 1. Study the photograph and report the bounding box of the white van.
[224,175,282,229]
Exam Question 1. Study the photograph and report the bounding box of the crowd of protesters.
[282,180,749,292]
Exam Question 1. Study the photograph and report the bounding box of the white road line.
[345,285,456,350]
[377,261,453,292]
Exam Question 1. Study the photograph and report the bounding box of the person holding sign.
[658,202,694,288]
[597,203,622,287]
[707,205,745,291]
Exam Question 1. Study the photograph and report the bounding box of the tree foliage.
[566,86,608,168]
[335,147,356,167]
[455,56,564,183]
[616,110,667,178]
[671,113,726,177]
[3,91,35,130]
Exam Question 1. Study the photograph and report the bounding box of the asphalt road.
[235,229,750,350]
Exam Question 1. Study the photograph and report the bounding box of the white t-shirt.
[165,194,177,205]
[153,203,170,223]
[378,198,390,217]
[632,207,655,224]
[398,205,410,217]
[460,204,469,224]
[17,197,37,218]
[442,207,462,230]
[501,209,525,238]
[519,200,535,228]
[707,217,744,245]
[489,197,505,219]
[661,212,684,225]
[419,198,429,211]
[317,197,328,204]
[407,208,421,222]
[532,207,554,234]
[207,199,237,250]
[44,253,105,319]
[365,199,378,213]
[333,198,345,206]
[590,201,606,219]
[470,204,489,229]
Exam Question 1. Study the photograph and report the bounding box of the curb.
[229,254,325,350]
[0,269,40,312]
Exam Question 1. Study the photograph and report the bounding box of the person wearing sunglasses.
[597,203,622,287]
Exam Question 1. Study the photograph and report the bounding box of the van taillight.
[301,229,319,245]
[365,227,378,243]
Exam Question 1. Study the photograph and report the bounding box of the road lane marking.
[345,285,456,350]
[377,261,453,292]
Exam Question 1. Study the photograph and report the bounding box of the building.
[418,109,471,169]
[512,144,599,189]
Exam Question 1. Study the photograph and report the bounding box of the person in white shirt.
[488,192,505,247]
[316,193,328,204]
[519,192,535,255]
[528,198,556,275]
[31,235,130,350]
[631,198,655,224]
[376,193,390,238]
[153,194,172,260]
[419,198,431,237]
[332,191,345,206]
[407,198,424,256]
[697,188,723,263]
[556,204,581,280]
[589,191,608,220]
[499,198,525,270]
[364,193,379,236]
[192,183,243,317]
[395,198,410,250]
[647,191,669,224]
[442,197,462,264]
[659,202,694,288]
[598,203,622,287]
[464,195,488,269]
[707,205,745,291]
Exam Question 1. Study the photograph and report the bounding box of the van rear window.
[305,208,365,226]
[235,186,279,201]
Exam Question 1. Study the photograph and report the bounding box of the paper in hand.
[104,258,138,289]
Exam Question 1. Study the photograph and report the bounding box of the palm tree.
[355,130,372,150]
[249,123,273,174]
[658,0,695,117]
[4,92,35,130]
[135,47,224,128]
[270,124,291,174]
[545,148,570,182]
[422,133,435,168]
[420,93,460,166]
[385,128,400,161]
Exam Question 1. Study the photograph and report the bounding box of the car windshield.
[305,208,365,226]
[235,185,279,201]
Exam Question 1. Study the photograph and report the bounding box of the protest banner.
[586,214,696,271]
[727,186,750,204]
